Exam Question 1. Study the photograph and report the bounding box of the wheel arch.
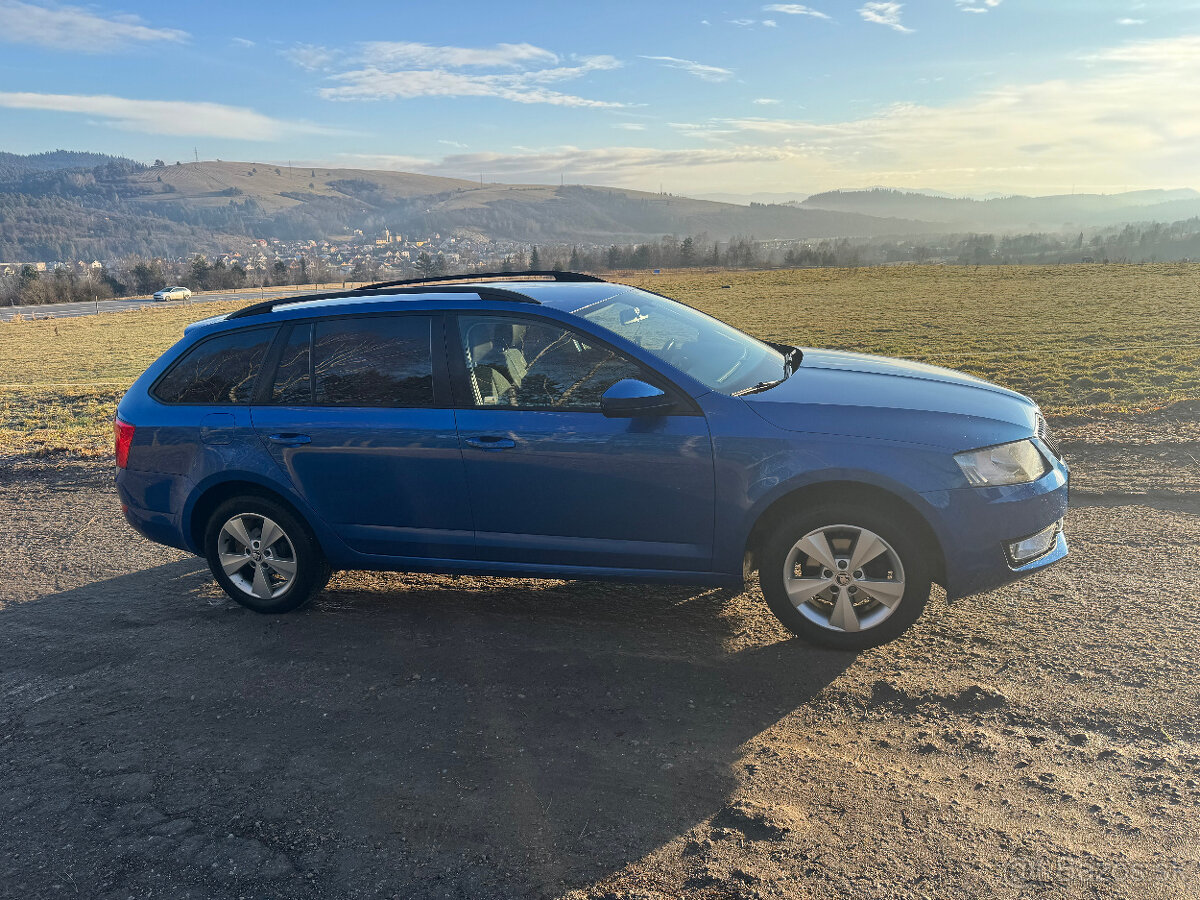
[184,474,319,556]
[743,480,947,588]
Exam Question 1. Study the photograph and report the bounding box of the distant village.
[0,228,545,283]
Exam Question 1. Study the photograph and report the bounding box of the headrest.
[469,322,523,360]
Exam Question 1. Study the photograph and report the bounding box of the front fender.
[709,426,959,577]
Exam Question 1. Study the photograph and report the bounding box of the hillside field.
[2,263,1198,458]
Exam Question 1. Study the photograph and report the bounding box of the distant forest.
[0,153,239,261]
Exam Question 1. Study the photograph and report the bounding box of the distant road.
[0,285,358,322]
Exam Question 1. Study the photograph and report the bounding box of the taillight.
[114,418,135,468]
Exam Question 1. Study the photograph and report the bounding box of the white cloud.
[510,56,622,84]
[438,139,468,149]
[0,91,340,140]
[657,34,1200,193]
[282,43,338,71]
[1117,17,1146,25]
[362,41,558,69]
[231,37,255,48]
[304,34,1200,196]
[641,55,734,82]
[335,153,433,171]
[305,42,623,108]
[753,98,781,105]
[731,17,780,27]
[859,2,913,32]
[427,145,802,179]
[0,1,186,51]
[615,122,646,130]
[303,35,1200,195]
[764,4,832,20]
[955,0,1001,12]
[322,67,624,107]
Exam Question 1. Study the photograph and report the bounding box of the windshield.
[576,289,786,395]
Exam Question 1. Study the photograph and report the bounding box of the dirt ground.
[1,424,1198,899]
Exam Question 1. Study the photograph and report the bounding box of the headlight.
[955,439,1049,486]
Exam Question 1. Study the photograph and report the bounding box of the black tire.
[203,495,330,613]
[759,503,933,650]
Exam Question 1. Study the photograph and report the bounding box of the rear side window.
[154,327,275,405]
[296,315,434,407]
[270,324,312,404]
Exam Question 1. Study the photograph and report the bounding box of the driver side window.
[458,315,645,411]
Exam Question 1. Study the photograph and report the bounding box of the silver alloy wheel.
[783,524,906,633]
[217,513,298,600]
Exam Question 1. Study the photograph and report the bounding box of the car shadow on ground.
[1,559,853,898]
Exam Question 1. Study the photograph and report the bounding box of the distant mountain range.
[691,191,812,206]
[1,150,1199,261]
[800,187,1200,230]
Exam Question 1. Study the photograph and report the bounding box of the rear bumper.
[116,467,193,553]
[924,458,1069,599]
[121,501,190,552]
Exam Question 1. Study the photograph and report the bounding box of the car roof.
[202,273,642,328]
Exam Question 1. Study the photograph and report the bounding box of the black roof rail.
[226,284,540,321]
[361,269,606,289]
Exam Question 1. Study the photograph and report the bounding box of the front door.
[252,313,473,559]
[451,313,715,572]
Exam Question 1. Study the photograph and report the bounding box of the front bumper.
[922,456,1069,599]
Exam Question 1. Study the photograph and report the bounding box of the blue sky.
[1,0,1198,195]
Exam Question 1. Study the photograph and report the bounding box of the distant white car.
[153,286,192,302]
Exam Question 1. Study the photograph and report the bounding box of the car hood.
[743,348,1039,451]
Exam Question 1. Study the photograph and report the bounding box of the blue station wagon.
[115,271,1069,649]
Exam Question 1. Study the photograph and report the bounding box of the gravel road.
[1,454,1197,900]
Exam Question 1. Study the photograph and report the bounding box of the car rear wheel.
[759,503,932,650]
[203,496,330,613]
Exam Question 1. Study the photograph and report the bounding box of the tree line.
[7,216,1200,307]
[0,253,350,307]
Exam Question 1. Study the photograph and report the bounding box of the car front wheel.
[759,503,932,650]
[203,496,330,613]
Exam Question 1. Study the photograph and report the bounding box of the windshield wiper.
[733,345,803,396]
[733,378,785,397]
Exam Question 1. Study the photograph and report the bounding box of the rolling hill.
[3,150,1200,262]
[801,188,1200,230]
[126,160,928,244]
[0,154,938,258]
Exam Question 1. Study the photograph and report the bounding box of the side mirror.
[600,379,676,418]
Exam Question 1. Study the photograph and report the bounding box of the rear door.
[450,313,716,572]
[251,313,474,560]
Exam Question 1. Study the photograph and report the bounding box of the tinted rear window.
[312,316,434,407]
[154,327,275,405]
[270,324,312,405]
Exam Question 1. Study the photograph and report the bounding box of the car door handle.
[464,436,515,450]
[268,433,311,446]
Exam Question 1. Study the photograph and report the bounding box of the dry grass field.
[1,264,1198,458]
[622,264,1200,413]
